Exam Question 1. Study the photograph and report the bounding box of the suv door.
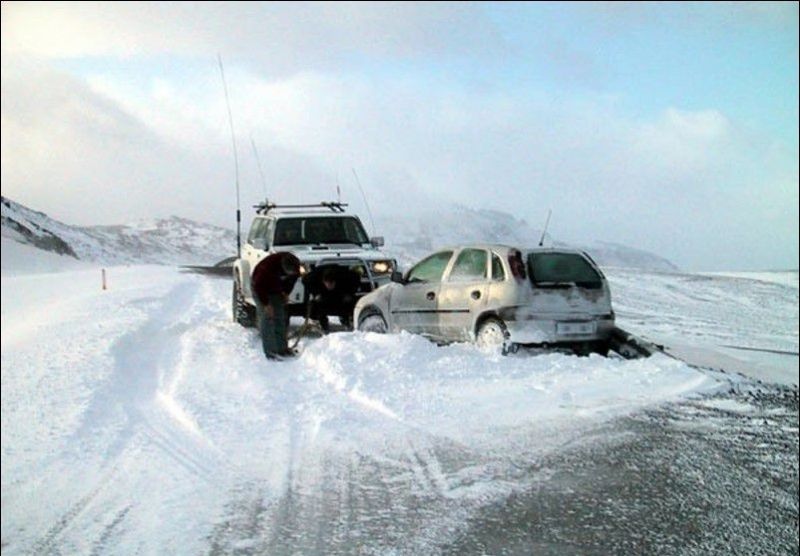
[391,250,453,336]
[438,248,490,341]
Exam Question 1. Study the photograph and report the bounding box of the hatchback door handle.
[426,291,436,301]
[471,290,481,300]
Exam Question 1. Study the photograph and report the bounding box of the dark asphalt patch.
[444,386,799,556]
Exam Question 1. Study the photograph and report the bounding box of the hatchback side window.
[491,253,506,281]
[407,251,454,283]
[448,249,488,281]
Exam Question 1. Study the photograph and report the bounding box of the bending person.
[251,252,301,359]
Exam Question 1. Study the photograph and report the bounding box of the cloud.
[1,3,796,270]
[1,2,504,77]
[4,54,795,270]
[0,58,321,227]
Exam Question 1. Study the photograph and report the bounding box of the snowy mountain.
[1,196,236,266]
[2,196,677,272]
[378,205,679,272]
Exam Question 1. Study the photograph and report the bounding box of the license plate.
[556,321,596,335]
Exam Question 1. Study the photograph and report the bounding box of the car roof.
[433,244,518,254]
[255,211,359,219]
[430,245,592,258]
[524,246,588,255]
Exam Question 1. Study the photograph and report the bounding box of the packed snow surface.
[2,262,728,554]
[606,267,798,385]
[2,235,797,553]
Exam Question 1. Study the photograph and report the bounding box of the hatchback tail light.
[508,250,527,281]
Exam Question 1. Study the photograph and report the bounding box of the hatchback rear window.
[527,253,602,289]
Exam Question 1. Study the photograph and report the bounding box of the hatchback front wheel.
[358,312,388,334]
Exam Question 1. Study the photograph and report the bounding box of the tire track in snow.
[65,281,202,455]
[88,505,131,556]
[30,461,125,555]
[406,440,449,497]
[29,277,232,553]
[206,369,331,553]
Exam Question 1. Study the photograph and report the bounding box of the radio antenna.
[250,134,268,201]
[352,168,377,236]
[218,53,241,258]
[538,209,552,247]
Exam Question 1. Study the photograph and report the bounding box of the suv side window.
[448,249,488,281]
[407,251,453,283]
[247,219,266,245]
[491,253,506,281]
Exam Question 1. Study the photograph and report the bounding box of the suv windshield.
[527,252,602,289]
[273,217,369,246]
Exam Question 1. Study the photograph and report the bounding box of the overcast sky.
[1,2,797,271]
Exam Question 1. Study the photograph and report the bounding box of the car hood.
[355,281,399,308]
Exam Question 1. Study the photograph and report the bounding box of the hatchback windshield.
[527,252,602,289]
[273,217,369,246]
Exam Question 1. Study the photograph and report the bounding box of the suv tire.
[232,280,256,328]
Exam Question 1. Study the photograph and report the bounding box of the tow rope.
[287,296,322,351]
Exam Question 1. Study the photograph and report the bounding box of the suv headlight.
[369,260,394,275]
[299,262,313,276]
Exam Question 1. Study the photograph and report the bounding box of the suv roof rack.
[253,201,348,215]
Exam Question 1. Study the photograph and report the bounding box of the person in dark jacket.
[251,252,301,359]
[303,265,361,332]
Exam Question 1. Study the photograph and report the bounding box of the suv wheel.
[232,280,256,328]
[476,318,512,354]
[358,312,388,334]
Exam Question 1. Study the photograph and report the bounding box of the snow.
[1,242,796,553]
[1,238,93,276]
[700,270,799,288]
[2,197,236,266]
[605,267,799,386]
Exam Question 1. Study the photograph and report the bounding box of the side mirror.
[390,270,404,284]
[370,236,385,248]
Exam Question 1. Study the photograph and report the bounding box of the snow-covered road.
[1,264,797,554]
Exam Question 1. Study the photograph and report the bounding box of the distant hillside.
[1,196,677,272]
[1,197,236,266]
[378,205,679,272]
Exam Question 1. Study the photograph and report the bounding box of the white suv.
[232,202,397,327]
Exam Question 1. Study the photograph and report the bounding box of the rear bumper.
[505,316,615,345]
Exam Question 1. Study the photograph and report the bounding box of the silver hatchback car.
[354,245,616,354]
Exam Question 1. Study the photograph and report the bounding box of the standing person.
[251,252,301,359]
